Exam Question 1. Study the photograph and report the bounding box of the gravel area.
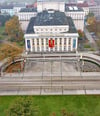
[80,61,100,72]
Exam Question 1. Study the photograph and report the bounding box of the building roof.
[20,8,37,12]
[37,0,65,2]
[65,5,83,12]
[34,10,68,26]
[77,2,89,7]
[14,4,25,7]
[96,15,100,21]
[26,10,77,34]
[0,5,13,9]
[26,17,35,34]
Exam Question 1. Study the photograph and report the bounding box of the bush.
[84,44,91,48]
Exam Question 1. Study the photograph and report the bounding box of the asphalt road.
[0,76,100,95]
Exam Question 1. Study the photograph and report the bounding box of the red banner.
[49,39,54,48]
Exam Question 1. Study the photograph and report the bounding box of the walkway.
[84,27,98,50]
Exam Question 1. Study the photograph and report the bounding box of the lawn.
[0,95,100,116]
[0,26,6,40]
[0,43,23,61]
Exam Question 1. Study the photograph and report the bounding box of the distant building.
[65,5,85,31]
[37,0,65,12]
[96,15,100,22]
[17,8,37,21]
[13,4,26,13]
[24,10,78,53]
[77,2,89,16]
[17,8,37,31]
[89,5,100,16]
[0,5,15,16]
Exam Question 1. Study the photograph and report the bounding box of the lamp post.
[23,58,26,78]
[51,60,53,88]
[60,56,62,80]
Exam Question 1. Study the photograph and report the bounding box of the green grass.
[0,26,5,34]
[84,44,91,48]
[0,26,7,40]
[0,95,100,116]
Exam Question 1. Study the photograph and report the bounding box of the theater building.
[24,10,79,53]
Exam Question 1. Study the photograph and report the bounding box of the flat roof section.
[20,8,37,12]
[65,5,83,12]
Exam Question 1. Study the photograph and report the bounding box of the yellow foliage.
[5,16,23,41]
[87,17,96,25]
[0,43,23,61]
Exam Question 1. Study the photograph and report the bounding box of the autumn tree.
[78,30,84,38]
[87,16,96,25]
[5,16,23,42]
[6,97,38,116]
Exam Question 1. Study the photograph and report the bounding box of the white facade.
[77,0,85,3]
[89,5,100,16]
[19,21,29,32]
[13,6,25,14]
[82,7,89,16]
[65,10,85,31]
[17,12,37,21]
[25,33,78,53]
[1,9,15,16]
[34,25,69,34]
[25,22,78,53]
[37,1,65,12]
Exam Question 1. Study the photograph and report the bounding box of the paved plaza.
[24,60,78,73]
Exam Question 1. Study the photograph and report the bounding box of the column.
[25,39,28,51]
[71,38,73,51]
[34,38,37,52]
[30,39,33,52]
[39,39,42,52]
[62,38,64,51]
[57,38,60,51]
[53,38,55,52]
[44,38,46,52]
[67,38,68,51]
[48,38,51,52]
[76,38,78,51]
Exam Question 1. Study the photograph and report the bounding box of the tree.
[6,97,38,116]
[5,16,23,42]
[78,30,84,38]
[0,15,11,26]
[87,16,96,25]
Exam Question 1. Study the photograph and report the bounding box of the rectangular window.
[46,38,48,45]
[73,39,76,48]
[68,39,71,45]
[64,38,66,45]
[60,38,62,45]
[42,38,43,45]
[37,38,39,45]
[33,39,34,45]
[55,38,57,45]
[27,40,30,49]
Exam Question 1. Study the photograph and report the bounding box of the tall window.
[64,38,66,45]
[37,38,39,45]
[46,38,48,45]
[73,39,76,48]
[33,39,34,45]
[60,38,62,45]
[55,38,57,45]
[42,38,43,45]
[68,39,71,45]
